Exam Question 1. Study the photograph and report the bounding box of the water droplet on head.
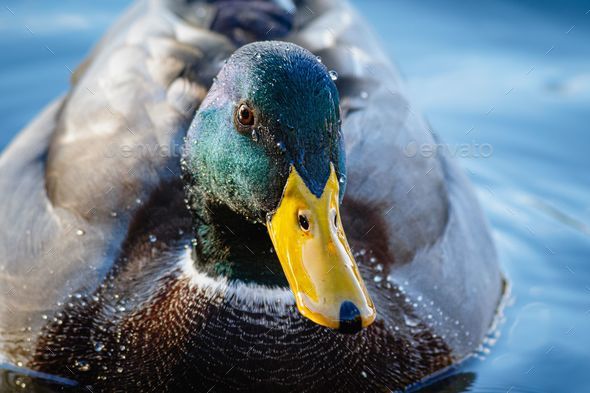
[316,56,322,63]
[329,70,338,81]
[360,371,367,378]
[148,234,157,243]
[76,229,85,236]
[360,91,369,99]
[373,275,383,283]
[251,129,259,142]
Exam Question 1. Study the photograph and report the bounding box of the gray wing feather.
[0,1,234,352]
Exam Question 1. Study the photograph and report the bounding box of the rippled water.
[1,1,589,392]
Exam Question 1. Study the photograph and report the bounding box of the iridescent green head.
[182,41,346,220]
[182,41,376,332]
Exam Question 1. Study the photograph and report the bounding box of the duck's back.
[0,0,502,386]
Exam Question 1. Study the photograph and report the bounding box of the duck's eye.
[298,213,310,232]
[236,103,255,128]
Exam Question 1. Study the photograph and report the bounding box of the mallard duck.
[0,0,503,391]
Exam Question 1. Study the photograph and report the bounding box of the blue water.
[1,1,589,392]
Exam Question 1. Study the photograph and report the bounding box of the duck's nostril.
[338,301,362,334]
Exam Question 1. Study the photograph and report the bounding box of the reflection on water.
[416,372,477,393]
[1,0,589,392]
[0,364,77,392]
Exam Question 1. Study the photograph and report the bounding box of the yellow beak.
[266,164,376,332]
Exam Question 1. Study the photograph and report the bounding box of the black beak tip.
[338,301,362,334]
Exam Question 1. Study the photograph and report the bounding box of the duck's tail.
[185,0,296,45]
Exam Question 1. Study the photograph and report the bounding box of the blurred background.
[1,1,589,392]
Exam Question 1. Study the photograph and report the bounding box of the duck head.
[182,41,375,332]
